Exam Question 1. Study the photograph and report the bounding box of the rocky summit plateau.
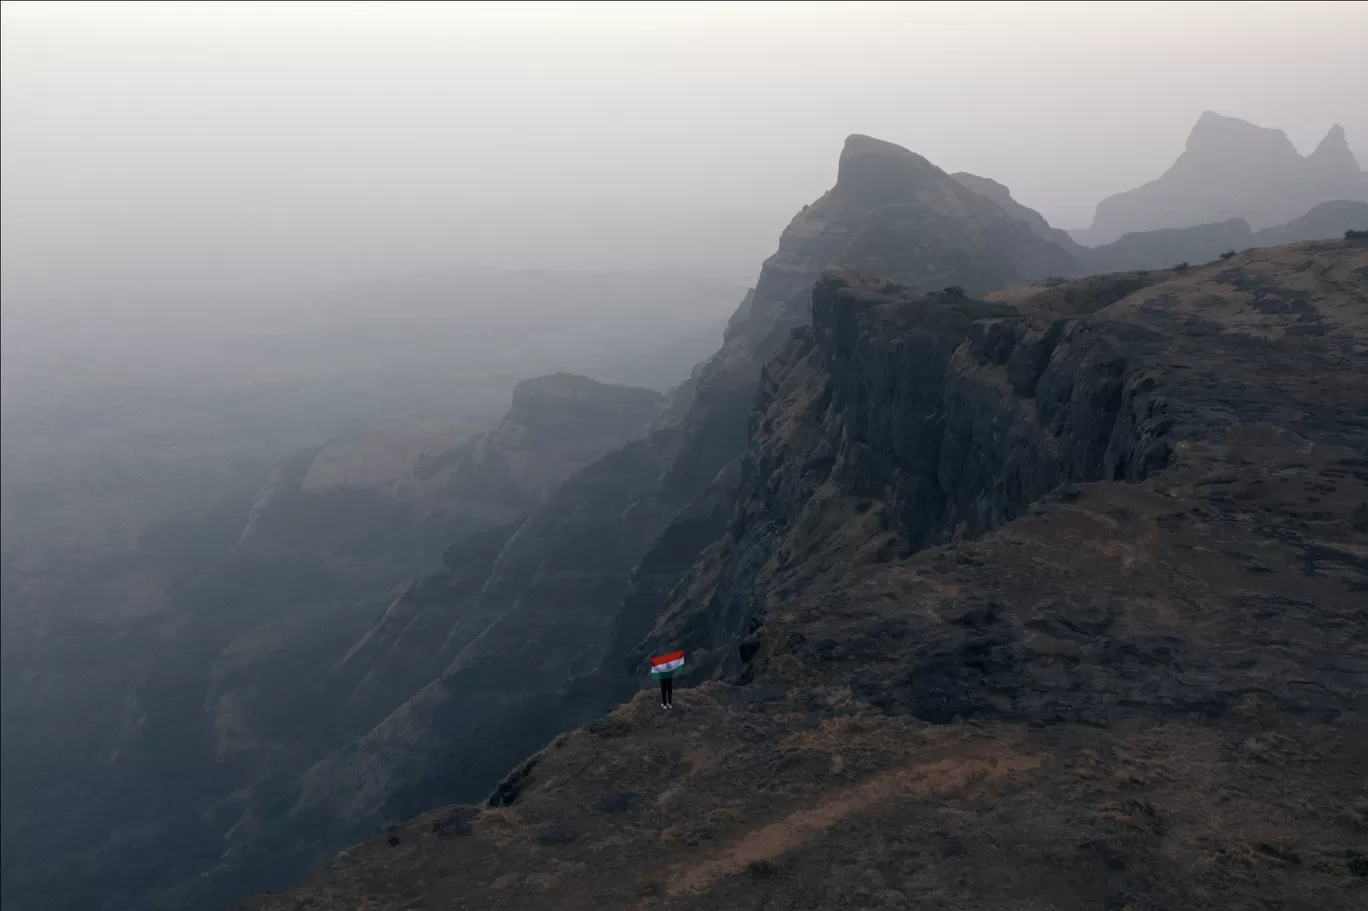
[241,236,1368,911]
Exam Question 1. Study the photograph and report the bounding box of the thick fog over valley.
[3,3,1367,911]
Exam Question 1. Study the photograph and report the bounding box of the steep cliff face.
[240,238,1368,911]
[1076,112,1367,244]
[642,234,1368,729]
[633,267,1175,683]
[594,136,1089,689]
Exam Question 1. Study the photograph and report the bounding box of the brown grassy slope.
[240,240,1368,911]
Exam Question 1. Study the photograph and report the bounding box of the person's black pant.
[659,676,673,706]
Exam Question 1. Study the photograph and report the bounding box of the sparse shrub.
[1174,261,1191,272]
[1055,481,1081,502]
[1122,798,1157,818]
[942,285,966,298]
[1346,228,1368,240]
[585,714,633,738]
[747,858,782,877]
[1219,250,1236,260]
[1255,841,1301,865]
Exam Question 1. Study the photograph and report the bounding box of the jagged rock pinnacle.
[1308,123,1361,176]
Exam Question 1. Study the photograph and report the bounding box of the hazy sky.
[3,1,1366,302]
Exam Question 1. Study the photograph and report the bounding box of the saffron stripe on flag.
[650,651,685,677]
[650,651,684,668]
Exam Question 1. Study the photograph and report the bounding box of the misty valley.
[3,5,1367,911]
[2,264,743,908]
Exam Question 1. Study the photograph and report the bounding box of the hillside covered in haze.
[1074,111,1367,244]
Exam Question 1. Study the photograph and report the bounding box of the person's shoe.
[661,702,667,709]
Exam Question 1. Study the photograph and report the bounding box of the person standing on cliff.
[650,650,684,708]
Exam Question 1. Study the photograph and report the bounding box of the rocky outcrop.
[588,137,1089,684]
[632,267,1172,683]
[1075,111,1367,244]
[640,236,1368,704]
[240,238,1368,911]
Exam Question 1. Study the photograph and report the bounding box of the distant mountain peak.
[1308,123,1361,176]
[1180,110,1300,164]
[1075,111,1368,244]
[507,372,662,419]
[835,134,942,203]
[840,133,920,158]
[511,372,645,399]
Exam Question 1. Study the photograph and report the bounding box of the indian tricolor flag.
[650,650,685,679]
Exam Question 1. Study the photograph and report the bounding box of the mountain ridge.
[215,133,1367,909]
[1074,111,1367,245]
[238,236,1368,911]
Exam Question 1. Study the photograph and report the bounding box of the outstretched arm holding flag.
[650,650,684,708]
